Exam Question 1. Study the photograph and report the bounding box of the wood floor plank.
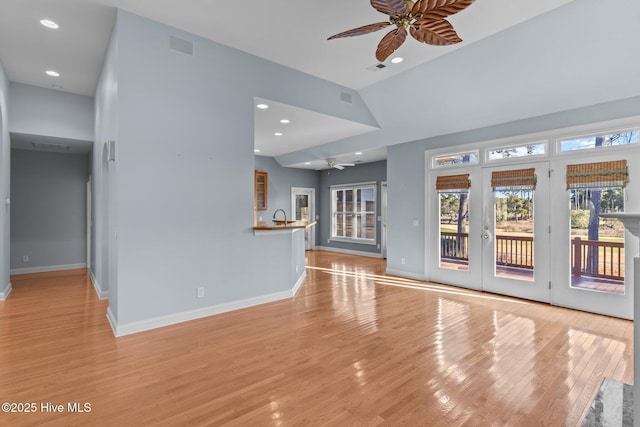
[0,251,633,426]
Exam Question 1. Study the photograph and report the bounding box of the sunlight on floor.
[306,266,527,305]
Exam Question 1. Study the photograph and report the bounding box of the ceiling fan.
[326,158,355,170]
[327,0,476,62]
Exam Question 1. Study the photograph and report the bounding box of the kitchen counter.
[253,220,316,231]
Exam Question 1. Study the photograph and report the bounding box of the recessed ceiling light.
[391,57,403,64]
[305,162,311,165]
[40,19,59,29]
[46,70,60,77]
[274,132,283,136]
[355,152,363,155]
[254,149,260,153]
[256,104,269,109]
[280,119,290,124]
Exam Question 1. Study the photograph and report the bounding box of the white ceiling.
[0,0,576,165]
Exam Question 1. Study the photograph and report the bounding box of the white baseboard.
[0,282,12,300]
[108,280,306,337]
[292,271,306,296]
[10,263,87,276]
[89,269,108,300]
[385,268,427,281]
[315,246,383,259]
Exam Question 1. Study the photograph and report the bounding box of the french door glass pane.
[494,189,534,281]
[439,191,469,271]
[296,195,309,220]
[569,188,625,294]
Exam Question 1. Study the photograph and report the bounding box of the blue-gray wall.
[98,10,376,328]
[319,160,386,255]
[9,83,94,141]
[92,17,118,301]
[10,149,89,271]
[0,60,10,298]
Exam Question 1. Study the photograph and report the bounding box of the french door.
[481,162,550,303]
[429,161,550,303]
[549,152,637,319]
[291,187,315,250]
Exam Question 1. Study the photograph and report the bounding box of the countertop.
[253,220,316,231]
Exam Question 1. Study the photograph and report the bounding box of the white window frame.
[331,181,377,245]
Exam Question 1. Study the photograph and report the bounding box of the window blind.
[491,168,536,191]
[435,174,471,192]
[566,160,628,189]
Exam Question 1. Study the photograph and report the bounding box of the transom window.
[559,130,639,152]
[433,151,479,168]
[331,183,377,244]
[487,142,546,161]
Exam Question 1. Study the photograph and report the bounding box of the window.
[566,160,628,294]
[559,130,639,152]
[433,151,479,168]
[331,183,377,244]
[487,142,546,161]
[436,174,471,271]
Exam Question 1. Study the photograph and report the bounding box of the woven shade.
[566,160,628,189]
[436,174,471,192]
[491,168,536,191]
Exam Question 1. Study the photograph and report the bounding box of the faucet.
[273,209,287,225]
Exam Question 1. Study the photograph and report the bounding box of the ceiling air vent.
[31,141,70,151]
[170,35,194,56]
[366,63,387,72]
[340,92,352,104]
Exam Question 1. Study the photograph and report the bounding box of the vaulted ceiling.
[0,0,585,167]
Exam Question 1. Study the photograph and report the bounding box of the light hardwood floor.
[0,251,633,426]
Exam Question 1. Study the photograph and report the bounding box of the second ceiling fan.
[328,0,476,62]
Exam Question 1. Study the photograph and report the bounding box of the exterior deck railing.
[440,232,624,281]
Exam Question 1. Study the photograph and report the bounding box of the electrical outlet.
[196,287,205,298]
[377,244,380,249]
[22,255,29,262]
[296,265,299,273]
[401,258,406,265]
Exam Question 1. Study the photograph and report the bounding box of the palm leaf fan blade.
[376,27,407,62]
[371,0,409,16]
[410,19,462,45]
[328,22,391,40]
[411,0,475,20]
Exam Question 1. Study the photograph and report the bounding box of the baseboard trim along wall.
[108,272,307,337]
[89,269,109,300]
[315,246,383,259]
[10,263,87,276]
[385,268,427,282]
[0,282,12,300]
[291,270,306,296]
